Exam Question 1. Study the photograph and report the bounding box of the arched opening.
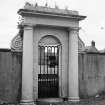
[38,35,61,98]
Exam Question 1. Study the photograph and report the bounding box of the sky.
[0,0,105,50]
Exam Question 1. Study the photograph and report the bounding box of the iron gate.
[38,45,60,98]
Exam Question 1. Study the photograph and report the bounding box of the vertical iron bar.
[49,46,52,95]
[57,46,59,74]
[45,46,47,97]
[53,46,55,93]
[44,46,45,74]
[54,46,55,74]
[47,46,48,97]
[47,46,48,74]
[57,46,59,96]
[50,46,52,74]
[40,46,41,74]
[53,46,55,92]
[39,46,42,97]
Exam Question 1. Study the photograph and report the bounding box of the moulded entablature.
[18,4,86,28]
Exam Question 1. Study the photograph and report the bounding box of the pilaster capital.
[24,25,33,30]
[68,27,80,32]
[23,23,36,30]
[68,27,80,36]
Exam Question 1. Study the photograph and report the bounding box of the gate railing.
[38,45,60,98]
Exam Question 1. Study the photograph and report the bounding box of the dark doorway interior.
[38,46,59,98]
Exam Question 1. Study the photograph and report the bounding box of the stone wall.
[1,50,105,103]
[0,49,22,103]
[79,53,105,98]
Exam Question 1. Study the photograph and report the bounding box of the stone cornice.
[18,8,86,21]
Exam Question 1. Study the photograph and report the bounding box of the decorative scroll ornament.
[78,36,85,53]
[11,34,23,52]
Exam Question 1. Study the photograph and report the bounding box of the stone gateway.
[17,3,86,105]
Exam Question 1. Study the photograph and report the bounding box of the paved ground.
[1,97,105,105]
[37,97,105,105]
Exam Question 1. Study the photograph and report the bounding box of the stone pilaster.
[68,27,79,101]
[20,25,34,105]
